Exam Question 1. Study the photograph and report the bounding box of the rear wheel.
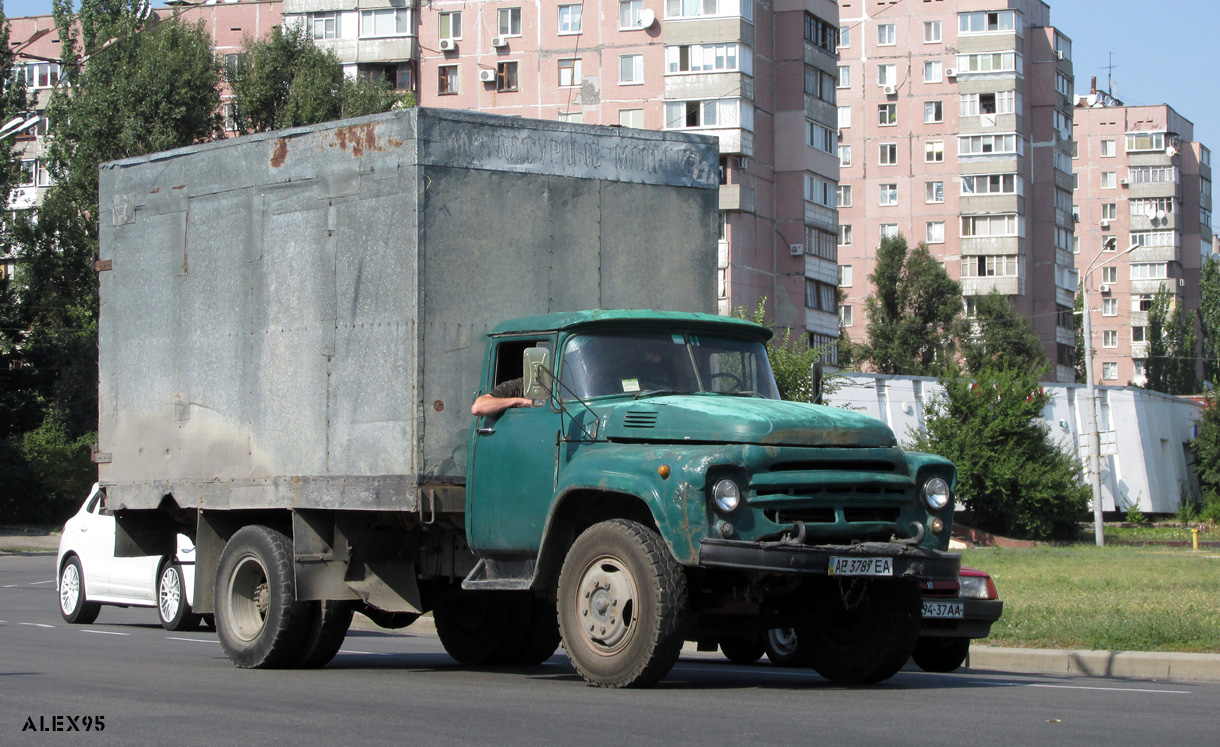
[798,578,921,684]
[214,526,308,668]
[764,628,808,667]
[293,601,354,668]
[158,562,202,632]
[720,635,765,665]
[912,636,971,673]
[557,519,687,688]
[434,591,531,666]
[58,557,100,625]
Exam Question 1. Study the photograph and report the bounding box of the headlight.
[711,479,741,514]
[922,476,951,511]
[958,575,992,600]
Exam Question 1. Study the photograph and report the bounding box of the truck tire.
[293,601,354,669]
[505,594,562,666]
[911,636,971,673]
[798,578,921,685]
[763,628,808,668]
[557,519,688,688]
[434,591,531,666]
[720,635,765,665]
[214,525,309,669]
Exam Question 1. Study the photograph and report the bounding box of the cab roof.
[490,309,772,340]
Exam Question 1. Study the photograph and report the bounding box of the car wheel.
[911,636,971,673]
[798,578,921,684]
[557,519,688,688]
[720,634,765,664]
[158,562,202,631]
[59,556,100,624]
[764,628,808,667]
[214,525,309,668]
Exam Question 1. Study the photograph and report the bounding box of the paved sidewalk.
[9,532,1219,684]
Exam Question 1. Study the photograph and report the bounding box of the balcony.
[720,184,755,213]
[685,128,753,156]
[1130,244,1179,263]
[665,72,754,103]
[962,276,1022,296]
[961,236,1023,255]
[666,17,755,47]
[1130,278,1174,296]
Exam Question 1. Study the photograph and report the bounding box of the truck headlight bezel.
[711,478,741,514]
[922,476,951,512]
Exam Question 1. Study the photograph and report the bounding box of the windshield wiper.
[633,389,687,400]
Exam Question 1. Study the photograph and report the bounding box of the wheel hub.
[576,559,636,654]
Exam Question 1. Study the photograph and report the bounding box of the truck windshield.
[559,331,780,400]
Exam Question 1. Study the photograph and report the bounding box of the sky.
[2,0,1218,151]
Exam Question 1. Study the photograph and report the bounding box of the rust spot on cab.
[332,123,379,157]
[172,184,186,190]
[270,138,289,168]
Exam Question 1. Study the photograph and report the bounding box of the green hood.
[600,396,898,448]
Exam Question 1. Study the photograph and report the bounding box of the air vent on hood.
[623,411,659,429]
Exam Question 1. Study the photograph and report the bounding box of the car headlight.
[711,479,741,514]
[958,575,991,600]
[922,476,951,511]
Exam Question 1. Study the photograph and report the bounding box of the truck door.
[467,337,560,553]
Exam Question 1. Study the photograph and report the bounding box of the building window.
[1128,166,1179,184]
[840,264,853,286]
[880,224,899,239]
[1102,361,1118,380]
[960,91,1017,117]
[808,121,835,154]
[438,65,459,95]
[925,100,943,123]
[958,133,1020,155]
[838,65,851,88]
[310,12,341,39]
[807,225,837,260]
[924,21,942,43]
[1102,266,1118,284]
[497,61,519,92]
[959,10,1017,34]
[877,64,897,87]
[961,173,1019,195]
[1057,304,1074,329]
[805,279,837,312]
[1100,139,1116,157]
[1132,231,1177,248]
[805,66,836,103]
[1101,171,1117,189]
[879,183,898,206]
[926,181,944,204]
[804,174,835,208]
[667,43,746,74]
[956,52,1021,75]
[1126,132,1167,152]
[839,225,853,246]
[1131,262,1169,280]
[498,7,522,36]
[926,221,945,244]
[664,99,753,130]
[961,214,1019,237]
[878,104,897,126]
[838,145,852,167]
[1101,203,1118,221]
[961,255,1020,277]
[1102,330,1118,348]
[804,12,838,54]
[619,54,643,84]
[619,108,643,128]
[924,61,942,83]
[838,106,852,128]
[439,11,462,39]
[1102,298,1118,316]
[840,304,853,327]
[360,8,410,38]
[1132,326,1148,343]
[877,24,896,46]
[1102,234,1116,251]
[838,26,851,49]
[558,111,583,123]
[836,185,852,207]
[879,143,897,165]
[619,0,643,27]
[924,141,944,163]
[558,58,582,87]
[558,4,583,34]
[23,62,62,90]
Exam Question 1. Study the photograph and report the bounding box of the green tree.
[1144,286,1198,395]
[909,363,1090,541]
[1200,256,1220,386]
[734,299,844,402]
[5,1,225,520]
[957,290,1048,376]
[862,234,962,376]
[1193,394,1220,503]
[1073,284,1086,383]
[226,23,408,135]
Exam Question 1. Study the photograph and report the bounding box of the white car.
[56,484,205,631]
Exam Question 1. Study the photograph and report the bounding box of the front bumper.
[698,538,961,581]
[920,598,1004,639]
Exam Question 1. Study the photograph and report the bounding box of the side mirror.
[523,347,552,400]
[811,362,824,405]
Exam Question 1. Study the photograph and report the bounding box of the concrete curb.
[967,645,1220,684]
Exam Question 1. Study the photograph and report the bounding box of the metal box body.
[98,108,718,513]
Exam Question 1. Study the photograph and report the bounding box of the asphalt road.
[3,553,1213,746]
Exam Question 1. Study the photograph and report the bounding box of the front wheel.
[764,628,808,668]
[59,557,100,624]
[798,578,921,684]
[158,562,202,631]
[214,525,308,668]
[912,636,971,673]
[557,519,688,688]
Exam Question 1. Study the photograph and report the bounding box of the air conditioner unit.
[1056,50,1065,60]
[945,67,957,78]
[1099,284,1111,294]
[883,85,896,96]
[789,244,805,256]
[1099,220,1110,229]
[491,36,507,48]
[1119,177,1130,186]
[439,38,457,52]
[478,69,496,83]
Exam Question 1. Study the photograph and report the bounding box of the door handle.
[476,427,496,435]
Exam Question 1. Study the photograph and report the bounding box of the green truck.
[94,109,959,688]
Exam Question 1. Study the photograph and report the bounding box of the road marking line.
[1028,683,1191,695]
[2,585,15,588]
[19,622,55,628]
[81,630,130,636]
[338,649,393,656]
[166,637,219,644]
[29,579,56,585]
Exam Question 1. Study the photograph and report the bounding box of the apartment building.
[835,0,1077,381]
[1073,89,1212,386]
[280,0,843,347]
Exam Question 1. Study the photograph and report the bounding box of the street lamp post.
[1080,240,1139,547]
